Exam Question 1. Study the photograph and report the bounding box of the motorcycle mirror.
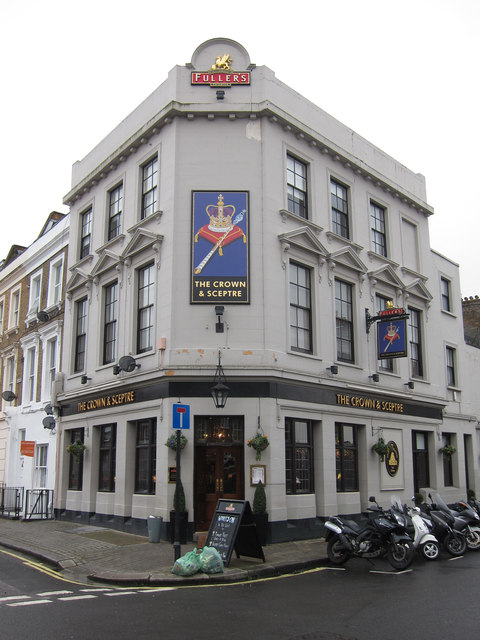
[369,496,376,503]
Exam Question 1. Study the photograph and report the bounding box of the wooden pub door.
[194,445,244,531]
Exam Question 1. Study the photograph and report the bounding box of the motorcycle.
[390,496,439,561]
[432,493,480,551]
[421,494,467,556]
[324,496,414,570]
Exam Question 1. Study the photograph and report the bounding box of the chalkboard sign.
[205,499,265,567]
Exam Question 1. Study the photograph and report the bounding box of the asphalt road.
[1,547,479,639]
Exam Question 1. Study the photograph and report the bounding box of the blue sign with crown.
[191,191,249,303]
[377,317,407,359]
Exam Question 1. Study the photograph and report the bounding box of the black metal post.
[173,429,181,561]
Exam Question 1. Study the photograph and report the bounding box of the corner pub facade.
[55,38,479,542]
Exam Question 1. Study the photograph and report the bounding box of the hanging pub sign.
[385,440,400,477]
[377,317,407,359]
[191,54,250,87]
[191,191,249,304]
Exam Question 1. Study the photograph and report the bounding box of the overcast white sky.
[1,0,478,296]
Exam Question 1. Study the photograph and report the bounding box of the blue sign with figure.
[172,404,190,430]
[377,318,407,359]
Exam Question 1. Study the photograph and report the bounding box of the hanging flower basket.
[371,437,389,462]
[439,444,456,457]
[248,434,269,461]
[67,440,86,460]
[165,434,188,451]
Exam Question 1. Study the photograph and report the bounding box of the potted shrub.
[252,481,268,546]
[169,479,188,544]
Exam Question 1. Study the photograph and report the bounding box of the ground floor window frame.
[68,428,84,491]
[285,417,314,494]
[335,423,359,492]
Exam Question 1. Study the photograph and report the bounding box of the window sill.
[287,349,319,360]
[440,309,457,319]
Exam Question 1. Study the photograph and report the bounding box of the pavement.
[0,517,328,587]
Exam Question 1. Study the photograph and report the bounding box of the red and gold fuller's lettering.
[191,72,250,86]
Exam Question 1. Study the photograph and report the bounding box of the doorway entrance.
[194,416,244,531]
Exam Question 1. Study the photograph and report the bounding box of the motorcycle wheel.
[465,528,480,551]
[386,541,414,570]
[420,540,440,561]
[444,533,467,557]
[327,536,351,565]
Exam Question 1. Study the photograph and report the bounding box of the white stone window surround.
[39,322,62,401]
[9,286,21,329]
[47,255,64,309]
[27,269,43,319]
[20,333,41,407]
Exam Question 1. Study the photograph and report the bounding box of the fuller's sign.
[191,72,250,86]
[191,53,250,87]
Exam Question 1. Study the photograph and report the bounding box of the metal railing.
[24,489,54,520]
[0,486,24,518]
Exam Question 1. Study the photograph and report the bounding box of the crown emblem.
[206,194,236,232]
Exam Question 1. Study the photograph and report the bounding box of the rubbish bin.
[147,515,163,543]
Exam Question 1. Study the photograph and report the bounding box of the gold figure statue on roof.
[211,54,232,71]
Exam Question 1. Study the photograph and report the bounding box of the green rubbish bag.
[199,546,224,574]
[171,549,202,576]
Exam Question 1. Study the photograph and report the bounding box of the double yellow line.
[0,547,329,591]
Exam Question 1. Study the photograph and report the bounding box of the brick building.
[0,212,68,515]
[463,296,480,348]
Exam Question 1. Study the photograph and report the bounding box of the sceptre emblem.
[194,194,246,274]
[383,322,400,352]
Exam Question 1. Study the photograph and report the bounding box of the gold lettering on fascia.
[336,394,404,414]
[78,391,136,413]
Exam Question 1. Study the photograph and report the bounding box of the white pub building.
[54,38,479,541]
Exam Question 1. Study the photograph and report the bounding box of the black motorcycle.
[324,496,414,570]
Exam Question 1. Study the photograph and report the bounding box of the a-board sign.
[205,499,265,567]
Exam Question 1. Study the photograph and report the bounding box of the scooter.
[390,496,439,560]
[421,496,467,556]
[430,493,480,551]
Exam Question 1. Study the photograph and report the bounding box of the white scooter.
[391,496,440,560]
